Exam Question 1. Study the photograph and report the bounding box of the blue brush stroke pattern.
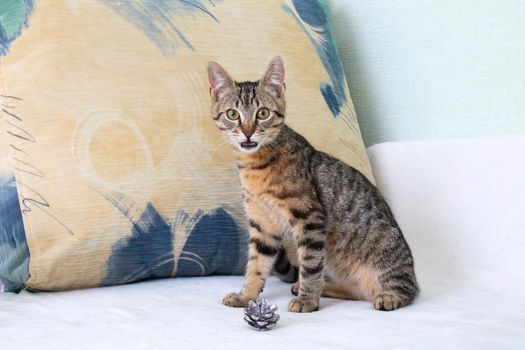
[0,174,30,292]
[101,190,248,287]
[176,207,248,276]
[100,0,220,55]
[284,0,348,117]
[0,0,35,56]
[103,202,175,286]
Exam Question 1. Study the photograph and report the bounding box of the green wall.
[330,0,525,146]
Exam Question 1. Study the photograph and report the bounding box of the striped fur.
[209,57,419,313]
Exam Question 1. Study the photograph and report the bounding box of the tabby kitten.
[207,57,419,312]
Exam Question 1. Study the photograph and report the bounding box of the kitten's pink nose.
[241,126,255,140]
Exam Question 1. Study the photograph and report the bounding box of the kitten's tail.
[272,247,298,283]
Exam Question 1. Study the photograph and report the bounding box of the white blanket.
[1,136,524,349]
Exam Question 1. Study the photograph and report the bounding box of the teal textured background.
[330,0,525,146]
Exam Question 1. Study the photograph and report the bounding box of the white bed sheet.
[1,135,524,349]
[0,275,523,350]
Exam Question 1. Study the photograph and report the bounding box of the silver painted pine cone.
[243,297,280,331]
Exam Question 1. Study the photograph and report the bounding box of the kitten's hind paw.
[223,292,251,308]
[288,297,319,313]
[373,293,402,311]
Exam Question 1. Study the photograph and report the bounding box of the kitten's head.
[207,56,286,154]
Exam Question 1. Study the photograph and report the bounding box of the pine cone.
[243,297,280,331]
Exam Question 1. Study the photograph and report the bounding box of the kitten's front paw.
[288,297,319,313]
[223,292,251,308]
[291,282,299,296]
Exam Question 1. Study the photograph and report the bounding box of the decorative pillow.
[0,0,373,292]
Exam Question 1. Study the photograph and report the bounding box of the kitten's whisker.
[255,131,285,158]
[266,139,285,159]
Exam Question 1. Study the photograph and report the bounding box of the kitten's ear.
[261,56,285,98]
[208,62,235,101]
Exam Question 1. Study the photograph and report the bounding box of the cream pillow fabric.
[0,0,372,292]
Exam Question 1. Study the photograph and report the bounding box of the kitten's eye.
[226,109,240,120]
[256,107,270,120]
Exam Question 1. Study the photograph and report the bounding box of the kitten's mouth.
[240,141,258,149]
